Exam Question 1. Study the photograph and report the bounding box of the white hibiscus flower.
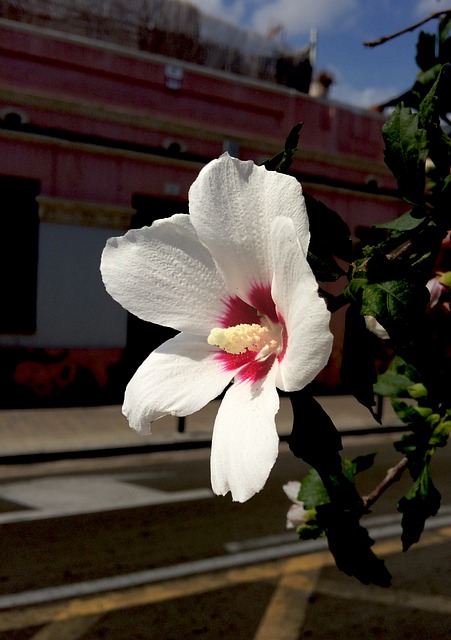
[101,153,332,502]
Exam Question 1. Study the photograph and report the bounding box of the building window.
[0,176,40,334]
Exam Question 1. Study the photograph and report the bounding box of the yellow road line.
[0,554,330,633]
[1,527,450,634]
[30,614,103,640]
[252,558,324,640]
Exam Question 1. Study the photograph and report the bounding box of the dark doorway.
[0,175,40,334]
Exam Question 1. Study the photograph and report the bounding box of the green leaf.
[429,419,451,448]
[325,511,392,586]
[418,64,451,175]
[304,193,352,262]
[392,400,426,427]
[303,193,351,281]
[374,371,415,397]
[373,356,419,398]
[306,250,346,282]
[261,122,303,173]
[298,468,330,510]
[297,519,325,541]
[416,31,437,72]
[439,15,451,42]
[382,105,429,205]
[418,68,442,132]
[414,64,443,101]
[340,305,379,419]
[288,390,342,466]
[374,209,426,232]
[398,464,441,550]
[343,453,377,481]
[361,280,429,358]
[298,464,391,586]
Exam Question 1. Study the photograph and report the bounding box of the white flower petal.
[123,333,233,434]
[270,217,333,392]
[101,214,227,334]
[364,315,390,339]
[283,480,302,504]
[210,363,280,502]
[286,504,309,529]
[189,154,310,301]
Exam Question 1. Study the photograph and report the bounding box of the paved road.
[0,434,451,639]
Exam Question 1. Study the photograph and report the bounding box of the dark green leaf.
[342,454,377,483]
[439,16,451,61]
[340,305,379,419]
[414,64,443,100]
[373,356,419,398]
[418,68,442,132]
[429,419,451,448]
[288,389,342,466]
[361,280,429,357]
[415,31,437,72]
[398,464,441,551]
[304,193,353,262]
[326,511,392,586]
[361,280,409,323]
[391,400,426,427]
[297,520,325,541]
[298,468,330,509]
[374,209,426,232]
[306,250,346,282]
[261,122,303,173]
[394,431,420,456]
[374,371,415,397]
[382,105,429,205]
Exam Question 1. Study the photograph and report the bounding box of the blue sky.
[184,0,447,107]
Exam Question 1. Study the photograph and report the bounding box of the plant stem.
[364,10,451,48]
[363,456,408,509]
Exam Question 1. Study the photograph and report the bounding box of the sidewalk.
[0,395,403,458]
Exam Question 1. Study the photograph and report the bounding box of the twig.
[363,456,408,509]
[364,9,451,48]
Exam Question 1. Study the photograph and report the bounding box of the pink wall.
[0,19,408,401]
[0,19,397,215]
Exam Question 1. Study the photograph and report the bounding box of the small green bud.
[426,413,441,427]
[438,271,451,287]
[414,406,433,418]
[407,383,428,399]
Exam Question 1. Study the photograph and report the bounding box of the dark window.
[0,176,40,334]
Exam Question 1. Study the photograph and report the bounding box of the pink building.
[0,9,404,406]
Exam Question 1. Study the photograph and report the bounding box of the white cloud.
[183,0,225,19]
[415,0,447,18]
[183,0,359,37]
[330,82,399,109]
[250,0,359,37]
[184,0,245,23]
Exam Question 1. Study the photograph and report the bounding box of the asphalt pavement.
[1,396,451,639]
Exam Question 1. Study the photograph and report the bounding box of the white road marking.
[0,473,212,523]
[225,506,451,553]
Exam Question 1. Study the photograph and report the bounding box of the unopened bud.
[407,383,428,399]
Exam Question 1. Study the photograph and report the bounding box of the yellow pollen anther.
[208,323,272,355]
